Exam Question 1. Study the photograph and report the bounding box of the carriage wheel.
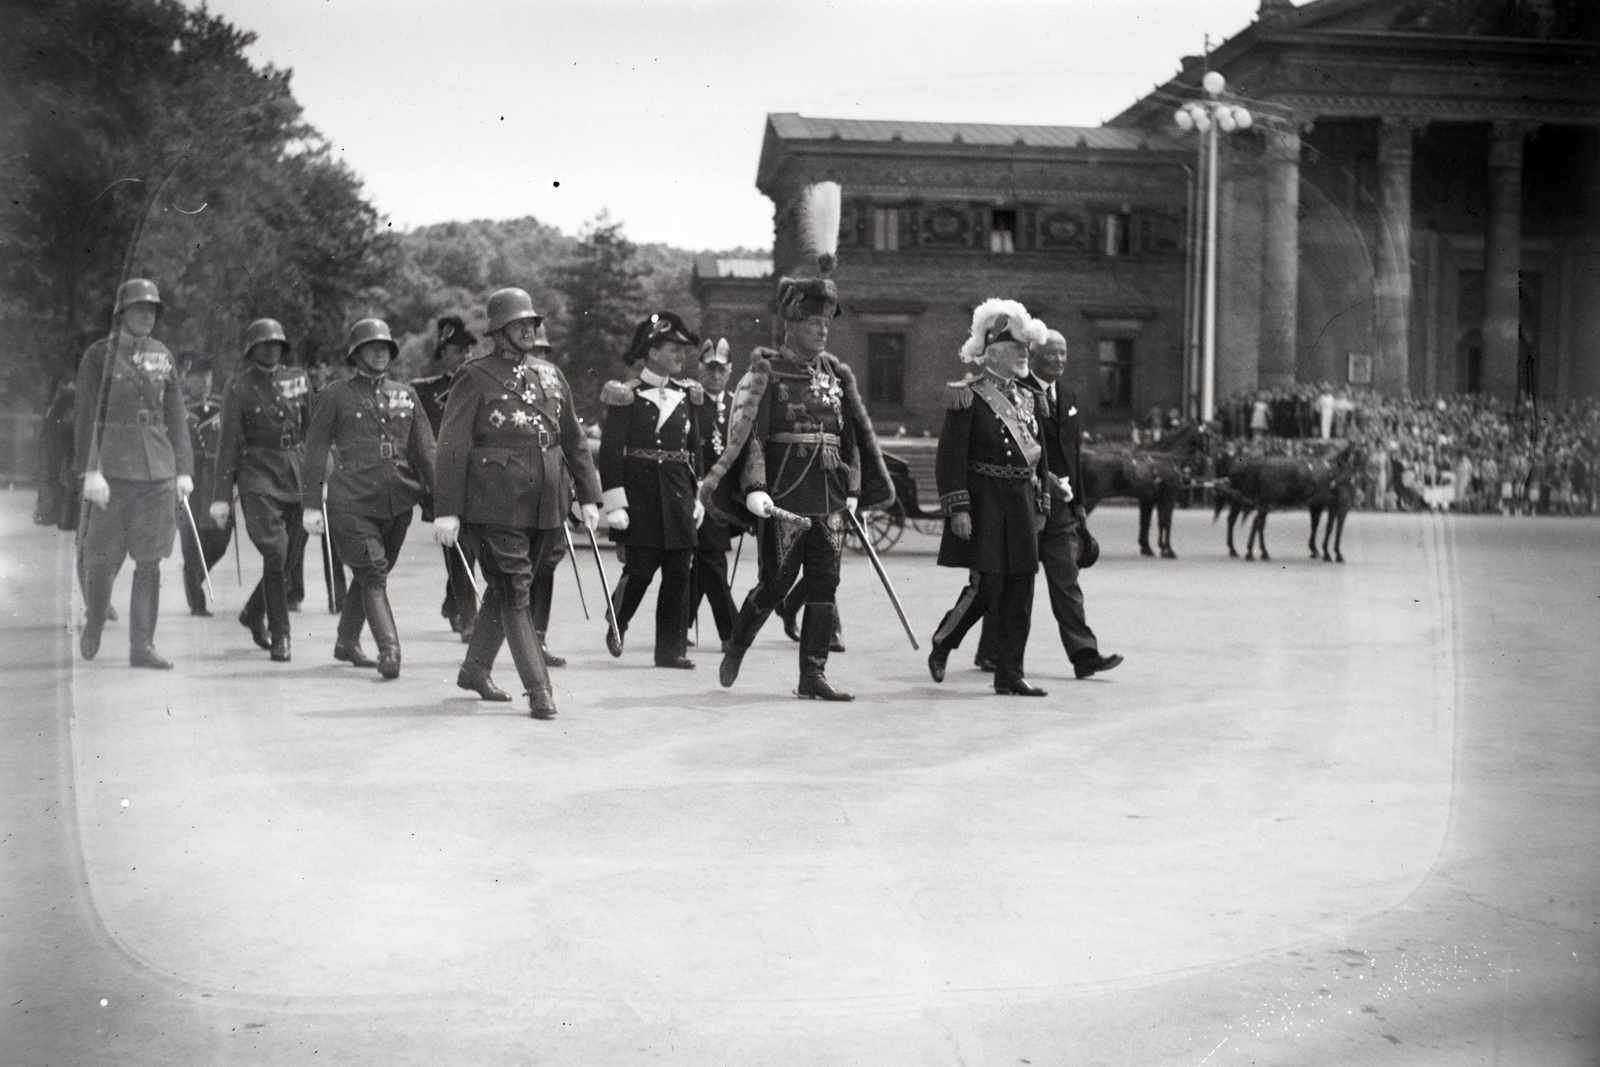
[844,509,904,554]
[910,517,945,537]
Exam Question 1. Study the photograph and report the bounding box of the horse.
[1215,446,1366,562]
[1081,424,1212,558]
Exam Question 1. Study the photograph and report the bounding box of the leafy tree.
[551,213,650,419]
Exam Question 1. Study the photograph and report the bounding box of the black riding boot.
[458,587,510,700]
[504,601,555,719]
[718,593,774,688]
[264,568,291,662]
[80,559,114,661]
[332,577,374,666]
[128,563,172,670]
[239,581,270,649]
[531,566,563,666]
[796,603,852,700]
[362,580,402,679]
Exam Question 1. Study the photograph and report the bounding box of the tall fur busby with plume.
[958,299,1050,363]
[775,181,843,321]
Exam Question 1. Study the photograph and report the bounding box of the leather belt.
[108,411,162,428]
[244,433,301,449]
[378,441,396,459]
[770,432,840,447]
[625,448,691,463]
[969,462,1034,480]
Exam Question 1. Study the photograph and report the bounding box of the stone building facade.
[694,0,1600,433]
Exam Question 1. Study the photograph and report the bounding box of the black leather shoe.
[655,655,696,670]
[1073,652,1124,679]
[447,612,463,634]
[974,654,998,673]
[719,644,747,688]
[829,639,847,653]
[605,624,624,658]
[457,666,512,702]
[190,606,213,617]
[995,678,1047,696]
[130,644,173,670]
[527,690,558,720]
[797,674,854,701]
[270,635,291,663]
[376,650,401,680]
[540,643,566,668]
[927,645,949,683]
[333,640,377,668]
[80,628,102,661]
[777,603,801,642]
[239,609,271,650]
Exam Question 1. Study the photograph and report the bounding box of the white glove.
[580,503,600,532]
[607,508,629,531]
[846,496,859,515]
[745,490,775,518]
[175,474,194,499]
[433,515,460,547]
[208,501,230,526]
[1049,472,1075,503]
[83,470,110,506]
[693,498,705,529]
[302,510,325,536]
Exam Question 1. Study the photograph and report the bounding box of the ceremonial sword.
[562,521,589,619]
[231,491,242,585]
[583,525,623,651]
[319,502,337,613]
[178,494,215,605]
[844,508,919,650]
[453,540,481,610]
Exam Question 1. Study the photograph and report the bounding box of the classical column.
[1258,126,1301,388]
[1482,120,1529,400]
[1376,117,1418,394]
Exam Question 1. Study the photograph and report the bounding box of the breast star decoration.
[807,366,843,414]
[488,409,507,428]
[510,409,532,428]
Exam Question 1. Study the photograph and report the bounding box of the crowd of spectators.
[1215,384,1599,515]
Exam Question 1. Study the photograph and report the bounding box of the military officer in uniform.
[178,356,232,615]
[687,337,738,650]
[975,328,1122,680]
[432,288,601,719]
[413,315,479,641]
[702,276,893,700]
[598,312,706,669]
[525,319,575,667]
[300,318,436,679]
[926,300,1052,697]
[209,319,312,661]
[74,278,195,668]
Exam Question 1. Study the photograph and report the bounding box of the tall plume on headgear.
[795,181,842,276]
[959,298,1050,364]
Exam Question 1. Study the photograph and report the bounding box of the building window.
[989,209,1017,254]
[1097,338,1133,409]
[1103,212,1131,256]
[867,333,906,406]
[872,208,899,251]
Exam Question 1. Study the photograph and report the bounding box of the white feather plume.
[796,181,842,274]
[959,298,1049,363]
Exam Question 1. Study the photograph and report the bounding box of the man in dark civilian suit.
[688,338,739,650]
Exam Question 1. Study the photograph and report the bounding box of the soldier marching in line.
[974,328,1122,681]
[926,300,1052,697]
[412,315,480,641]
[433,288,601,719]
[687,338,739,652]
[300,318,437,679]
[74,278,195,669]
[209,319,312,661]
[178,354,233,616]
[598,312,707,669]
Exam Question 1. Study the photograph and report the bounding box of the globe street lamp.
[1175,71,1253,423]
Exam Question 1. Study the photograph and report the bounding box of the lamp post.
[1175,71,1253,423]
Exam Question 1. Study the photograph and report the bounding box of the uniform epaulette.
[944,379,978,410]
[675,378,706,404]
[600,379,637,406]
[411,373,447,386]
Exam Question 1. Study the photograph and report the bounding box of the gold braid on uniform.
[600,379,637,406]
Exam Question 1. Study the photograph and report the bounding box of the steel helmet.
[243,318,289,355]
[114,278,163,314]
[344,317,398,363]
[485,288,543,335]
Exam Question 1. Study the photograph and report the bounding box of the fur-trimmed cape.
[698,348,895,533]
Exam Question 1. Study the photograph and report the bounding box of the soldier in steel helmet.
[432,288,601,719]
[412,315,480,641]
[74,278,195,669]
[597,312,707,670]
[700,277,895,701]
[300,318,437,679]
[209,319,313,661]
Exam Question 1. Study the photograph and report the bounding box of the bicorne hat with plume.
[776,181,843,322]
[958,298,1050,364]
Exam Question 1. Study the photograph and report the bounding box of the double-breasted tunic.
[300,374,436,521]
[434,352,601,528]
[598,370,703,552]
[935,373,1049,574]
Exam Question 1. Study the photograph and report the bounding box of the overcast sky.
[198,0,1263,250]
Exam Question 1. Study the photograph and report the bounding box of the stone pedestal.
[1376,118,1418,394]
[1258,127,1302,389]
[1482,121,1529,400]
